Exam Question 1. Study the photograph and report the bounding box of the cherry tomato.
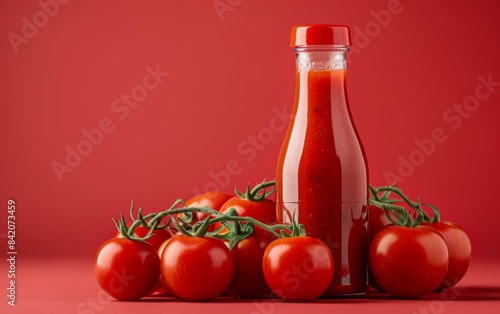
[178,191,233,231]
[160,235,234,301]
[216,197,277,236]
[368,204,392,292]
[368,204,392,240]
[369,225,449,298]
[185,191,233,219]
[95,238,160,301]
[226,232,275,298]
[262,236,334,301]
[115,226,172,250]
[149,238,173,296]
[423,221,471,291]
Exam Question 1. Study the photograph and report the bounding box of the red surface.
[2,258,499,313]
[1,0,500,312]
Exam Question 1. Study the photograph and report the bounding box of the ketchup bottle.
[276,25,369,296]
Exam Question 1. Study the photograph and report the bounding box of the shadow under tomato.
[114,285,500,303]
[448,286,500,301]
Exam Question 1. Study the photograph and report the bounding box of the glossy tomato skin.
[151,238,174,296]
[262,236,334,301]
[422,221,471,291]
[185,191,233,212]
[369,225,449,298]
[368,204,392,240]
[185,191,233,221]
[216,197,277,236]
[368,204,392,292]
[95,238,160,301]
[160,235,234,301]
[226,232,275,298]
[114,228,172,296]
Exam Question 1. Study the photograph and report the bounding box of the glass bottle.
[276,25,369,296]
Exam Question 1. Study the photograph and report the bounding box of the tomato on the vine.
[152,237,173,296]
[219,197,276,226]
[160,235,234,301]
[115,226,172,250]
[368,204,393,292]
[95,238,160,301]
[369,225,449,298]
[423,221,471,291]
[368,204,392,241]
[181,191,233,228]
[216,182,277,236]
[226,232,275,298]
[262,236,334,301]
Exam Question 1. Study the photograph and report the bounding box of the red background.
[1,0,499,312]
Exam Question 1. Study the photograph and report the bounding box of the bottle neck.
[294,48,348,72]
[293,48,349,115]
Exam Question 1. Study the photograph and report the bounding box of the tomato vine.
[112,180,305,250]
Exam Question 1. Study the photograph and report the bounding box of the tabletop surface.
[2,257,499,314]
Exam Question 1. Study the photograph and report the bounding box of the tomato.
[423,221,471,291]
[115,226,172,250]
[262,236,334,301]
[178,191,233,231]
[226,232,275,298]
[152,238,173,296]
[185,191,233,218]
[95,238,160,301]
[369,225,449,298]
[216,197,277,236]
[368,204,392,292]
[160,235,234,300]
[368,204,392,240]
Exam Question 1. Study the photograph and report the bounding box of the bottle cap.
[291,25,351,47]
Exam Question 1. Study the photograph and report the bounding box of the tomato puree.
[276,68,369,296]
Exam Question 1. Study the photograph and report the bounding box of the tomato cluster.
[368,185,472,298]
[95,181,335,302]
[95,182,471,302]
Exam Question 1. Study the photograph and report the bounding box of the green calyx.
[369,184,442,227]
[235,179,276,201]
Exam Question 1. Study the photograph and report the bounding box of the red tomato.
[178,191,233,231]
[95,238,160,301]
[368,204,392,240]
[216,197,277,236]
[262,236,334,301]
[185,191,233,217]
[226,232,275,298]
[151,238,173,296]
[368,204,392,292]
[160,235,234,301]
[369,225,449,298]
[115,226,172,250]
[423,221,471,291]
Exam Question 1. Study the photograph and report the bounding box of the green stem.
[113,185,300,243]
[373,185,431,223]
[235,180,276,201]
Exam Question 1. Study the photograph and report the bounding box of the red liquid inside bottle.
[276,25,369,296]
